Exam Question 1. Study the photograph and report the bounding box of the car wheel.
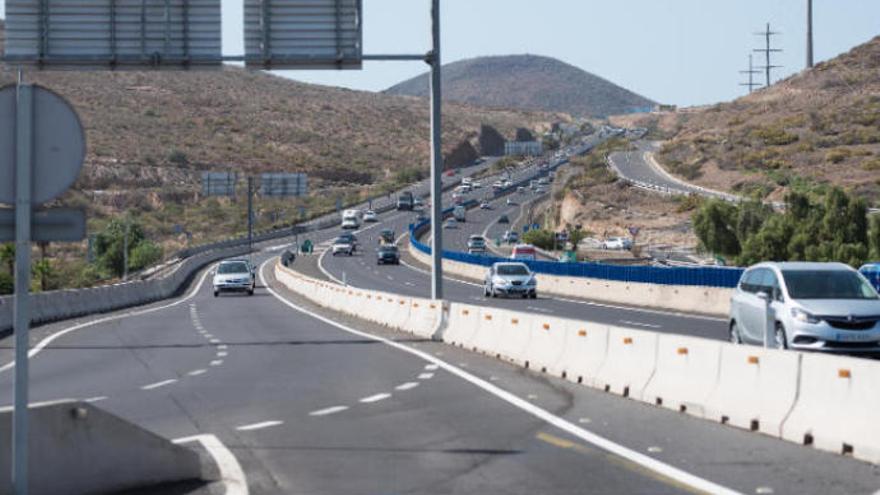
[248,289,254,296]
[521,293,528,299]
[213,291,219,297]
[729,321,743,344]
[491,286,498,298]
[483,285,489,297]
[530,293,537,299]
[774,324,788,350]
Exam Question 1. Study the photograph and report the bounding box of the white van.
[341,209,361,229]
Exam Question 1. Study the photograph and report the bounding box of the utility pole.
[247,177,254,251]
[428,0,443,300]
[806,0,814,68]
[754,23,783,87]
[740,54,761,93]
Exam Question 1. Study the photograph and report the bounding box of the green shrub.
[522,229,557,250]
[0,272,12,295]
[750,126,799,146]
[862,158,880,171]
[129,241,163,271]
[825,148,852,164]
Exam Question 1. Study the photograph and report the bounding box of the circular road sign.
[0,84,86,205]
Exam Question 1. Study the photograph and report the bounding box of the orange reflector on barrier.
[462,310,469,316]
[748,356,760,365]
[623,337,633,345]
[485,315,492,321]
[578,329,587,337]
[430,304,436,309]
[542,323,550,330]
[511,318,519,325]
[413,303,419,308]
[677,347,689,355]
[839,369,852,379]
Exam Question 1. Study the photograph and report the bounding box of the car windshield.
[497,264,529,276]
[783,270,879,300]
[334,237,350,244]
[218,262,249,274]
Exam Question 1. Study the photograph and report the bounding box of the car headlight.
[790,307,820,324]
[493,277,508,286]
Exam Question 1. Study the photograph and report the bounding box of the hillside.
[0,20,560,240]
[385,55,655,118]
[639,35,880,205]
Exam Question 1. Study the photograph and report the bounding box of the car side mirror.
[756,291,770,303]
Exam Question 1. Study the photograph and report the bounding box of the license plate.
[836,333,874,342]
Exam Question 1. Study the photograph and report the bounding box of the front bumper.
[785,318,880,353]
[495,284,536,296]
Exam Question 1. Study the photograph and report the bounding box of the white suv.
[729,262,880,353]
[213,260,255,297]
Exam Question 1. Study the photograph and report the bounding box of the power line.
[740,54,761,93]
[754,22,783,87]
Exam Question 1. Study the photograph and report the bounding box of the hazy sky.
[2,1,878,107]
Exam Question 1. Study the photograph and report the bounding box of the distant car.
[415,212,429,223]
[602,237,632,250]
[502,230,519,244]
[363,210,378,222]
[483,262,537,299]
[729,262,880,353]
[377,245,400,265]
[444,218,458,229]
[492,180,505,189]
[467,235,487,254]
[479,201,492,210]
[213,260,255,297]
[337,232,358,252]
[534,187,546,194]
[445,170,456,177]
[472,181,482,189]
[413,198,424,209]
[510,244,537,261]
[498,214,510,224]
[859,263,880,292]
[506,198,516,206]
[517,186,526,193]
[379,228,396,244]
[331,237,355,256]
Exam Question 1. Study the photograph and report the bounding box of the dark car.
[498,214,510,224]
[377,245,400,265]
[338,232,358,252]
[379,229,396,244]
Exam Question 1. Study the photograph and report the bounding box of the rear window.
[379,246,398,253]
[783,270,878,300]
[497,264,529,276]
[218,262,249,274]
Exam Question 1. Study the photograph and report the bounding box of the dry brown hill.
[386,55,655,118]
[635,35,880,205]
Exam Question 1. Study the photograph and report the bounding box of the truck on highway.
[453,205,467,222]
[397,191,414,211]
[341,209,361,229]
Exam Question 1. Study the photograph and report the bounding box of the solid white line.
[84,396,108,403]
[395,382,419,391]
[260,259,741,495]
[0,263,217,374]
[235,420,283,432]
[141,379,178,390]
[309,405,349,416]
[620,320,662,329]
[173,434,249,495]
[188,369,207,376]
[360,393,391,403]
[210,360,223,366]
[418,373,434,380]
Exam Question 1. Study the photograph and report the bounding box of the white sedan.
[363,210,378,222]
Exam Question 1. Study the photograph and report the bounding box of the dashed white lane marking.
[0,263,216,375]
[84,396,108,403]
[424,364,439,371]
[210,360,224,366]
[204,334,214,338]
[174,434,249,495]
[360,393,392,403]
[395,382,419,391]
[527,394,538,400]
[261,259,740,495]
[217,344,228,350]
[418,373,434,380]
[404,282,415,286]
[309,406,349,416]
[236,420,284,432]
[619,320,662,329]
[209,338,221,344]
[188,369,207,376]
[217,351,228,358]
[578,417,592,424]
[386,275,394,281]
[489,376,499,381]
[648,446,663,453]
[141,379,178,390]
[755,488,774,494]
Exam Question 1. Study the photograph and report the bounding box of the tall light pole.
[806,0,814,68]
[428,0,443,300]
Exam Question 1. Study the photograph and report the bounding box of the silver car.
[484,262,537,299]
[729,262,880,353]
[213,260,255,297]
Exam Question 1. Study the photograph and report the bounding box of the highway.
[1,145,878,494]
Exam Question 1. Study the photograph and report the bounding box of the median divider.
[640,335,723,416]
[273,258,880,467]
[592,327,659,398]
[702,345,800,437]
[781,353,880,464]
